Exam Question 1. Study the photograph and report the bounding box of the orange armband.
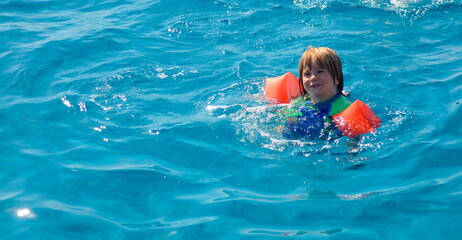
[265,72,302,104]
[333,100,381,138]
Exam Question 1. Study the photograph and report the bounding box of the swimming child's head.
[298,47,344,96]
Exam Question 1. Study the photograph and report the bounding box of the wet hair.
[298,47,344,95]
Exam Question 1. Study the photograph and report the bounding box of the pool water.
[1,0,462,239]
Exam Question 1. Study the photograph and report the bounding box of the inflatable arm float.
[333,100,381,137]
[265,72,302,104]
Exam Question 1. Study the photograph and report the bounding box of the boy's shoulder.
[329,95,352,116]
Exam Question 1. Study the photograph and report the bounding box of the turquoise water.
[1,0,462,239]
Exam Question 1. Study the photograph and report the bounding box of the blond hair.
[298,47,344,94]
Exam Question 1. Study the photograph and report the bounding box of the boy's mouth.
[310,84,322,88]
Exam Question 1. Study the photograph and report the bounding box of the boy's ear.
[335,78,340,85]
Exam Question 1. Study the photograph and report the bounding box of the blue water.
[1,0,462,239]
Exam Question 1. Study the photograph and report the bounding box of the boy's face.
[302,62,339,104]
